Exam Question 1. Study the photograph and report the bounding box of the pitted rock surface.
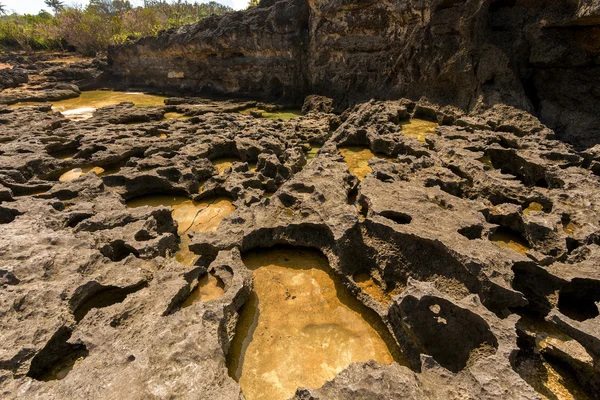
[1,79,599,398]
[109,0,600,149]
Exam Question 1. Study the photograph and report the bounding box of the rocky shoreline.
[1,3,600,399]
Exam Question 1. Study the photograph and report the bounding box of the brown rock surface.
[1,5,600,399]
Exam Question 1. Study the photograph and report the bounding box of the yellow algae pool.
[240,107,303,121]
[339,146,395,181]
[127,195,235,267]
[212,158,241,175]
[11,90,167,121]
[227,247,404,400]
[127,195,234,235]
[400,118,438,142]
[182,274,226,308]
[353,271,401,306]
[490,228,531,255]
[164,112,192,120]
[339,147,375,181]
[524,202,544,215]
[59,166,113,182]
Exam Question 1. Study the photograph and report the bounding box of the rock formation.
[1,1,600,399]
[109,0,600,149]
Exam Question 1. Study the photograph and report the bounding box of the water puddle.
[227,247,403,400]
[59,166,108,182]
[306,145,322,161]
[39,349,88,382]
[212,158,240,175]
[182,274,225,308]
[127,195,234,266]
[490,228,530,255]
[12,90,167,120]
[400,118,438,142]
[127,195,234,236]
[524,202,544,215]
[339,147,374,180]
[164,112,191,120]
[478,155,494,168]
[240,107,302,120]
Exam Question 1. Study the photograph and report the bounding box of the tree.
[0,3,7,16]
[89,0,132,16]
[44,0,65,14]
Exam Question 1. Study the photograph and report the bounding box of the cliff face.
[108,0,600,148]
[109,0,309,101]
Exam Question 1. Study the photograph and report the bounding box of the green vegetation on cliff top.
[0,0,235,55]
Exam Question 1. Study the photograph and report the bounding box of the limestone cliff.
[108,0,600,148]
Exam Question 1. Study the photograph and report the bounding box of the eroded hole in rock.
[513,350,591,400]
[512,317,593,400]
[400,118,438,142]
[26,327,88,381]
[379,210,412,225]
[100,240,139,261]
[477,154,494,168]
[49,147,80,160]
[523,201,551,215]
[181,273,225,308]
[73,283,147,322]
[227,247,404,400]
[394,296,498,373]
[561,214,578,235]
[0,206,22,224]
[458,224,484,240]
[557,280,600,322]
[353,271,400,305]
[490,227,531,255]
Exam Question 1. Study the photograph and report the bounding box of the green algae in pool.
[182,274,225,308]
[240,107,302,120]
[490,227,531,255]
[306,144,322,161]
[12,90,167,121]
[227,247,405,400]
[400,118,438,142]
[478,155,494,168]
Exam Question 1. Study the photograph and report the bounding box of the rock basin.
[227,247,403,400]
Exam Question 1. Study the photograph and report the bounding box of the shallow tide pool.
[227,247,403,400]
[12,90,167,121]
